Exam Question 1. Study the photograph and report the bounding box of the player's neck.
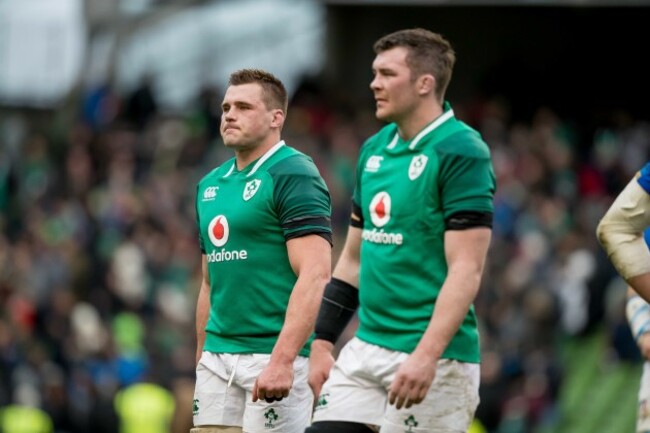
[397,101,443,141]
[235,136,281,170]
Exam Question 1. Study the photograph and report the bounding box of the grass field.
[538,329,642,433]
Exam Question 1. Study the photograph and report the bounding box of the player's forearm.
[195,281,210,363]
[271,268,330,366]
[332,256,360,289]
[414,264,482,360]
[628,274,650,305]
[331,226,362,288]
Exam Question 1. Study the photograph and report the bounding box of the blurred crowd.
[1,77,649,433]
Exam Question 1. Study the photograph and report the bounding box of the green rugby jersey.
[195,141,332,356]
[353,103,495,362]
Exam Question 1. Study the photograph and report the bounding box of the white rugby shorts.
[312,337,480,433]
[193,352,312,433]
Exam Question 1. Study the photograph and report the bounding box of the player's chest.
[360,151,438,203]
[198,176,275,228]
[359,152,440,228]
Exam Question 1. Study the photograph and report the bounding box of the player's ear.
[270,109,285,129]
[417,74,435,96]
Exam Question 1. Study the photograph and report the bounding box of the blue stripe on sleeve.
[637,163,650,194]
[632,303,650,323]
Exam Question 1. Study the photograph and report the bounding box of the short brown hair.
[228,69,288,113]
[374,28,456,102]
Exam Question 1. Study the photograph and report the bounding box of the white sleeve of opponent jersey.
[597,175,650,280]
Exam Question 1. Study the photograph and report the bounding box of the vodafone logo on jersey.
[208,215,229,247]
[369,192,391,227]
[364,191,403,245]
[206,215,248,262]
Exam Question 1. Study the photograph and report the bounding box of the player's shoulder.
[197,158,235,186]
[434,120,491,159]
[362,123,398,150]
[266,145,321,178]
[638,162,650,180]
[357,124,399,162]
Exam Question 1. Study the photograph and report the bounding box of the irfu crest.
[408,154,428,180]
[243,179,261,201]
[264,408,279,428]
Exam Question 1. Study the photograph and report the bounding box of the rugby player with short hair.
[192,68,332,433]
[307,28,496,433]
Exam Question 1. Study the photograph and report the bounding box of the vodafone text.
[206,248,248,263]
[362,228,403,245]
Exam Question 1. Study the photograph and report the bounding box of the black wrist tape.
[314,277,359,344]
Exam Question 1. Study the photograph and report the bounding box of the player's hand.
[388,351,437,410]
[252,361,294,403]
[639,333,650,360]
[308,339,335,401]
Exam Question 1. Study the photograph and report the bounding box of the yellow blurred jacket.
[114,383,175,433]
[0,405,53,433]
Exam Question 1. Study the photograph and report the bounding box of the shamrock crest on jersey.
[408,154,428,180]
[243,179,261,201]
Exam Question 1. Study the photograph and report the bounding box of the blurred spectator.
[113,382,174,433]
[124,75,158,130]
[0,404,53,433]
[82,84,121,130]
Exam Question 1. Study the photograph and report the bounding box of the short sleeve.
[437,144,496,218]
[273,158,332,245]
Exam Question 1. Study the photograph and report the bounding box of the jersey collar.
[223,140,286,178]
[387,102,454,150]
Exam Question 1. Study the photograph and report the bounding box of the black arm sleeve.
[445,210,493,230]
[314,278,360,344]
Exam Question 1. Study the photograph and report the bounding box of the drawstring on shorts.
[227,354,239,388]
